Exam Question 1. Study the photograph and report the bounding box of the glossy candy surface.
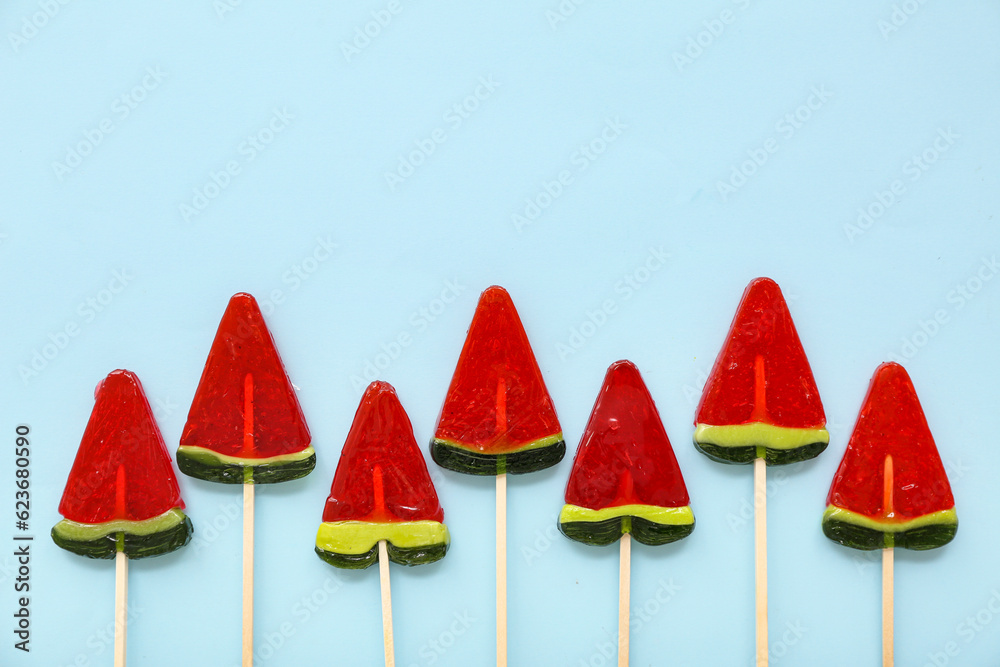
[823,362,957,550]
[317,382,449,569]
[694,277,828,465]
[431,285,564,475]
[53,370,192,559]
[177,293,314,484]
[560,361,694,546]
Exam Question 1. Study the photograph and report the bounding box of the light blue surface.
[2,1,999,665]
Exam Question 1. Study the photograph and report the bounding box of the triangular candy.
[177,293,314,484]
[52,370,192,559]
[316,382,449,569]
[431,285,564,475]
[823,362,957,551]
[559,361,694,546]
[694,277,828,465]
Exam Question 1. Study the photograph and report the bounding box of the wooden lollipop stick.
[241,373,256,667]
[378,540,396,667]
[618,532,631,667]
[754,456,768,667]
[493,375,510,667]
[882,455,895,667]
[114,542,128,667]
[243,482,255,667]
[883,548,894,666]
[497,472,508,667]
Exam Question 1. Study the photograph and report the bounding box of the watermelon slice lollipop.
[560,360,693,665]
[823,363,956,666]
[823,362,957,551]
[177,292,314,484]
[694,277,827,666]
[316,381,449,569]
[54,369,192,666]
[431,285,565,475]
[560,360,694,547]
[431,285,564,666]
[694,277,829,465]
[52,369,192,560]
[177,292,313,666]
[318,381,448,666]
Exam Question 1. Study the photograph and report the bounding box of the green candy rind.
[560,516,694,547]
[315,520,450,569]
[177,447,315,484]
[430,439,565,476]
[694,440,828,466]
[315,542,449,570]
[51,513,193,560]
[822,517,958,551]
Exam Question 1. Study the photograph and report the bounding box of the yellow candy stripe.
[177,444,315,465]
[823,505,957,532]
[316,520,450,555]
[52,507,188,540]
[559,503,694,526]
[694,422,829,450]
[433,433,563,454]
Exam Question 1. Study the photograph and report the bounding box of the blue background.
[2,1,999,665]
